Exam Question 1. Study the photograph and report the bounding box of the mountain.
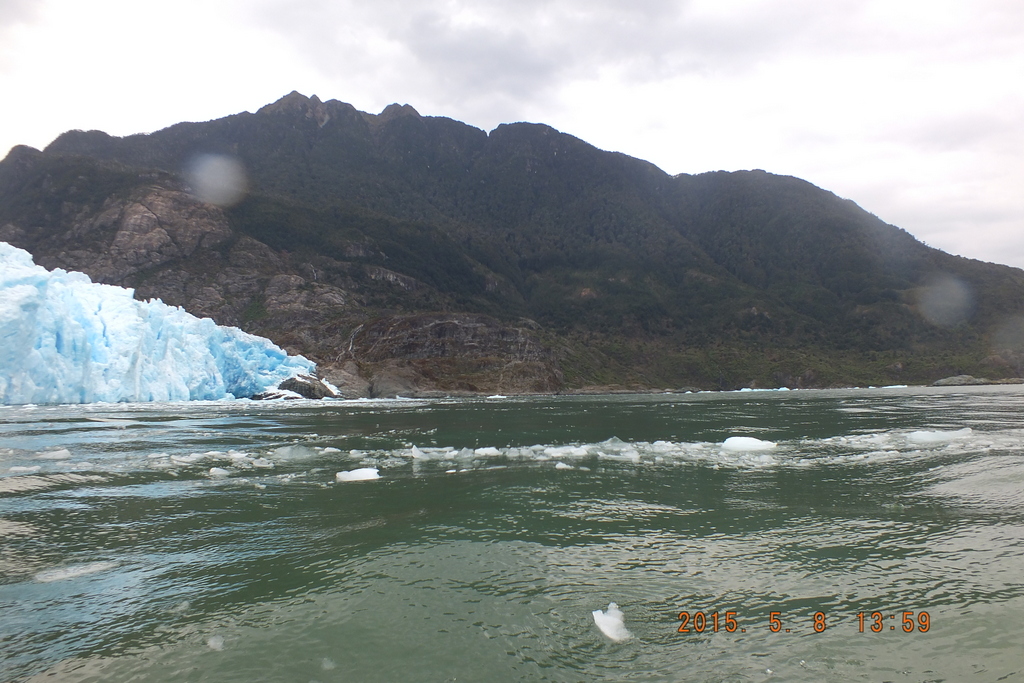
[2,91,1024,394]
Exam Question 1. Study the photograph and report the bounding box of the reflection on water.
[1,386,1023,682]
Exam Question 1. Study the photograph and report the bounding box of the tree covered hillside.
[3,91,1024,391]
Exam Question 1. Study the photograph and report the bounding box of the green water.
[1,387,1023,681]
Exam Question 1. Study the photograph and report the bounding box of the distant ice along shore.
[0,242,314,404]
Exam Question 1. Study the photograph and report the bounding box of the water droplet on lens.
[916,274,973,326]
[186,154,248,207]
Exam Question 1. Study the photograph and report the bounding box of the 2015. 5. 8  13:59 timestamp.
[676,610,931,634]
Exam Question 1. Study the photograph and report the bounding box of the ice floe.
[34,561,118,582]
[593,602,632,641]
[335,467,380,482]
[721,436,778,452]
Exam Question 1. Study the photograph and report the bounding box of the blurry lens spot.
[992,315,1024,351]
[917,274,973,327]
[186,154,248,207]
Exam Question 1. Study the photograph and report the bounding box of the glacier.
[0,242,315,404]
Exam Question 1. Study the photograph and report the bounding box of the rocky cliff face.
[0,148,564,396]
[335,313,563,397]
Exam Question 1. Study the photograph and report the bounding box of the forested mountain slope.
[3,91,1022,393]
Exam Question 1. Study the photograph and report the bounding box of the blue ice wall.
[0,242,314,404]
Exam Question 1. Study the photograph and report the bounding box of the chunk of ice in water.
[36,449,72,460]
[208,467,230,477]
[35,561,117,582]
[593,602,632,642]
[555,461,573,470]
[906,428,972,444]
[271,445,318,460]
[335,467,380,482]
[721,436,777,452]
[206,635,224,651]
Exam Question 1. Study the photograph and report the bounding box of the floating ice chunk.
[599,437,630,451]
[271,445,317,460]
[208,467,230,477]
[251,458,274,469]
[555,462,573,470]
[35,561,117,582]
[206,635,225,651]
[474,447,502,456]
[36,449,72,460]
[487,394,507,399]
[9,465,41,474]
[598,449,640,462]
[721,436,777,452]
[335,467,380,482]
[593,602,632,642]
[410,445,427,459]
[545,445,590,458]
[322,447,341,454]
[906,428,972,445]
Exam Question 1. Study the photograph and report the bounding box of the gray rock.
[369,362,423,398]
[278,374,340,399]
[320,361,371,399]
[932,375,991,386]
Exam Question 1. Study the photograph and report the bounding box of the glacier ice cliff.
[0,242,315,404]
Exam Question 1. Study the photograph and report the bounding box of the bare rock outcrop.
[45,186,232,282]
[319,361,372,399]
[345,313,563,397]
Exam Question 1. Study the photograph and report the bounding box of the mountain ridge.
[3,91,1024,394]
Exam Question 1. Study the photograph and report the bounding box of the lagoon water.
[1,386,1022,682]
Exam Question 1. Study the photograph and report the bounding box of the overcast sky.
[2,0,1022,268]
